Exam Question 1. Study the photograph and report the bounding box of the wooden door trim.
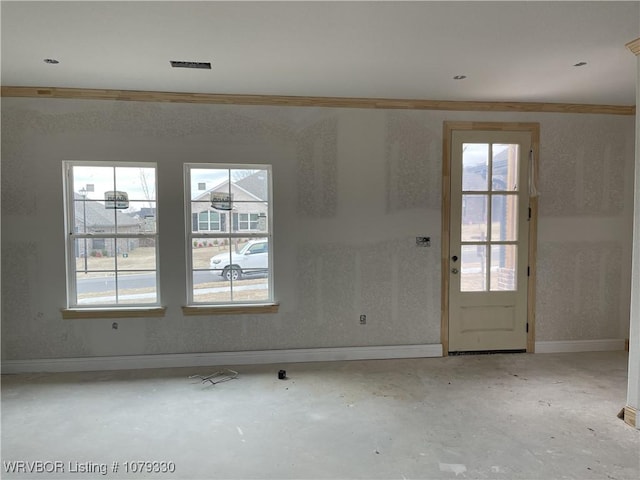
[441,122,540,355]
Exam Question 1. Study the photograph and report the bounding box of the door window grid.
[460,143,519,292]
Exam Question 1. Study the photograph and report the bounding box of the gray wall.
[1,98,635,360]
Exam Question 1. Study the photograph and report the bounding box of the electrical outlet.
[416,236,431,247]
[360,314,367,325]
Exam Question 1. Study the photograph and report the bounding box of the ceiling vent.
[170,61,211,70]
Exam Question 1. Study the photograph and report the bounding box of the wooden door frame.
[441,122,540,355]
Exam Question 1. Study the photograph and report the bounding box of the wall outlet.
[360,314,367,325]
[416,236,431,247]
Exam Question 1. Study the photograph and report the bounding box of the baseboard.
[534,339,626,354]
[1,344,443,374]
[624,405,637,428]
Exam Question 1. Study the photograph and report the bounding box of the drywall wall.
[0,98,635,360]
[627,53,640,421]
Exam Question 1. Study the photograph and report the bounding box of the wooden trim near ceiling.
[441,122,539,354]
[626,37,640,56]
[0,86,635,115]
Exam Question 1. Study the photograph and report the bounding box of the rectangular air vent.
[170,61,211,69]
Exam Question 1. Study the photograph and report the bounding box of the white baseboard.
[535,339,625,354]
[1,344,443,374]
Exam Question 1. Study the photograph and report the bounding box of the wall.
[626,49,640,424]
[0,98,635,360]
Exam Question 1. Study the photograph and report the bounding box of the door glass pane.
[461,195,487,242]
[490,245,517,291]
[492,144,519,191]
[462,143,489,191]
[491,195,518,241]
[461,244,487,292]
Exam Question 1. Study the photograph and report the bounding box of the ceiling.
[2,1,639,105]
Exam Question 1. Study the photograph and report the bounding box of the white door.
[449,130,532,352]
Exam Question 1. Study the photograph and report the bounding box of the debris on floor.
[189,369,238,385]
[278,369,287,380]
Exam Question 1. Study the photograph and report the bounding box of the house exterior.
[74,193,142,257]
[190,171,269,240]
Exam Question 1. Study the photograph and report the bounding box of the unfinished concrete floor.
[2,351,639,479]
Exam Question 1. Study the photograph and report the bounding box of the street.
[77,270,222,294]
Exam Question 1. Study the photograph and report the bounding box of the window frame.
[62,161,161,311]
[198,210,222,231]
[184,163,274,307]
[235,212,260,231]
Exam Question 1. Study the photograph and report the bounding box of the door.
[448,129,533,352]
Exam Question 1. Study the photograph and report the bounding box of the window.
[63,162,160,308]
[196,210,222,231]
[234,212,260,231]
[185,164,273,305]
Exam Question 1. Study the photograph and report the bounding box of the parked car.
[210,239,268,281]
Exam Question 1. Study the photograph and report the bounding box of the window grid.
[64,162,160,308]
[185,164,273,306]
[459,142,519,292]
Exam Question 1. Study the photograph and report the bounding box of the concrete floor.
[1,351,639,479]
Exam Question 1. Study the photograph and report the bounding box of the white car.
[210,239,269,281]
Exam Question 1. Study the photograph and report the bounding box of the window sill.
[182,304,279,316]
[61,307,167,319]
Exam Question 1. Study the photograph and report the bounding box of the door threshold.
[448,349,526,356]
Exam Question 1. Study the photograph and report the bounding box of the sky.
[72,165,266,211]
[463,143,510,167]
[72,166,156,201]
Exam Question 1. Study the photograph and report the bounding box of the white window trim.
[184,163,274,307]
[63,161,161,310]
[235,212,260,232]
[198,210,222,232]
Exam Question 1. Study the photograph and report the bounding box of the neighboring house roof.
[236,171,268,201]
[74,193,140,228]
[193,171,267,203]
[138,207,156,218]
